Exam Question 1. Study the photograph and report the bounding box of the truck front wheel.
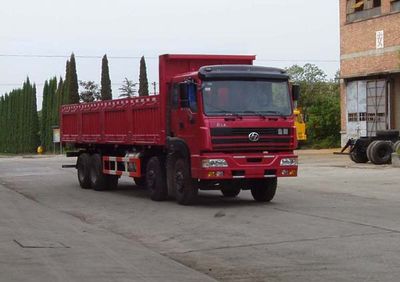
[250,178,277,202]
[174,158,198,205]
[146,156,168,201]
[77,153,91,189]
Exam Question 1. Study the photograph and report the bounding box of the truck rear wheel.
[174,158,198,205]
[250,178,277,202]
[349,147,368,163]
[90,153,109,191]
[133,177,146,187]
[146,156,168,201]
[369,141,393,165]
[366,141,378,162]
[77,153,91,189]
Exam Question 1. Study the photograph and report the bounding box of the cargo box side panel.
[131,96,164,145]
[61,113,79,142]
[104,110,128,143]
[82,112,101,142]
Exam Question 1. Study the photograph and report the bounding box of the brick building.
[340,0,400,145]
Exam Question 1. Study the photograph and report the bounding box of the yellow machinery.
[294,108,307,142]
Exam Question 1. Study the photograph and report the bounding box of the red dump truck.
[61,54,299,205]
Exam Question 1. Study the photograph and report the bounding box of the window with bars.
[392,0,400,12]
[346,0,382,22]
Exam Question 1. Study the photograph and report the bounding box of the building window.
[348,113,358,122]
[392,0,400,12]
[346,0,382,22]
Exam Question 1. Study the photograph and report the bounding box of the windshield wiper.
[205,103,243,119]
[241,110,267,119]
[263,110,283,116]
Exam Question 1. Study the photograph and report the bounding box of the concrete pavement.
[0,151,400,281]
[0,180,216,282]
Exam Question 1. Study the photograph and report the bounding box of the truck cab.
[162,57,299,204]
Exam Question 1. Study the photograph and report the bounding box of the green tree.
[62,60,70,105]
[101,54,112,100]
[119,78,137,98]
[68,53,79,104]
[138,56,149,96]
[79,81,101,103]
[286,64,341,148]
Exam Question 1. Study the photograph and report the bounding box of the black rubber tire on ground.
[369,141,393,165]
[366,141,378,163]
[106,175,119,189]
[166,153,178,198]
[174,158,198,205]
[250,178,277,202]
[77,153,92,189]
[146,156,168,201]
[394,141,400,153]
[349,148,369,163]
[89,153,109,191]
[133,177,146,187]
[220,184,241,198]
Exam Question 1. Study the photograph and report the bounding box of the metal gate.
[366,80,387,136]
[346,79,388,139]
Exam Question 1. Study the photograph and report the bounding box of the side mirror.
[292,84,300,101]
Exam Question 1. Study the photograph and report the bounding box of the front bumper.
[191,152,298,180]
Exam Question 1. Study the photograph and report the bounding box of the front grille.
[212,138,291,144]
[210,127,293,151]
[211,127,287,136]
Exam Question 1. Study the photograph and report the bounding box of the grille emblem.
[248,132,260,142]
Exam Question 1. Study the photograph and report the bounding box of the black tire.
[394,141,400,153]
[146,156,168,201]
[89,153,109,191]
[174,158,198,205]
[369,141,393,165]
[250,178,277,202]
[133,177,146,187]
[366,141,378,162]
[220,183,241,198]
[349,148,368,163]
[166,153,179,197]
[77,153,91,189]
[106,175,119,189]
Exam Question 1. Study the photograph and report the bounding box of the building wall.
[339,0,400,144]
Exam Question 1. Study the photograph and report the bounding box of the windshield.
[202,80,292,116]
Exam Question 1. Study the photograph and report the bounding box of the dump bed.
[61,96,165,146]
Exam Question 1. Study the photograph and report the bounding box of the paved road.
[0,151,399,281]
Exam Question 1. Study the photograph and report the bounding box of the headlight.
[280,158,298,166]
[202,159,228,168]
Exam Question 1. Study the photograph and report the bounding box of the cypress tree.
[62,60,70,105]
[68,53,79,104]
[101,54,112,100]
[30,84,40,152]
[41,81,49,147]
[138,56,149,97]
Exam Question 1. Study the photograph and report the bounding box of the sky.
[0,0,340,109]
